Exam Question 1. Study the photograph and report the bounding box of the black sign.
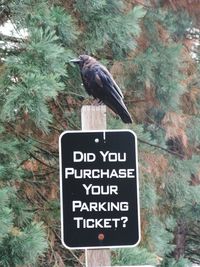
[59,130,140,249]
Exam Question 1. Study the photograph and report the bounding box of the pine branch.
[0,47,25,56]
[125,0,151,8]
[125,98,147,103]
[28,152,58,170]
[66,116,79,130]
[25,170,56,179]
[6,122,57,150]
[67,91,86,99]
[0,33,24,43]
[49,226,85,267]
[34,146,58,159]
[36,189,50,203]
[138,138,184,157]
[49,124,62,133]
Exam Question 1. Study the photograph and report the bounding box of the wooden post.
[81,105,107,131]
[86,249,111,267]
[81,105,111,267]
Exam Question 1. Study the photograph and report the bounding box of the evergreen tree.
[0,0,199,266]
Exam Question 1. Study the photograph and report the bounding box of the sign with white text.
[59,130,140,249]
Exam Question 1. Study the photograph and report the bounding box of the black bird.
[70,55,132,123]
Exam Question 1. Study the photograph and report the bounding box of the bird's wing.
[94,65,132,123]
[97,64,124,99]
[94,64,124,99]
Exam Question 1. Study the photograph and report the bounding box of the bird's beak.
[70,58,81,63]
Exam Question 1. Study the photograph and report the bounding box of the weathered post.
[81,105,111,267]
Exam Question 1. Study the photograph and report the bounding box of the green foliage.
[50,6,78,46]
[159,10,192,39]
[112,247,157,266]
[74,0,124,20]
[44,200,60,222]
[186,116,200,148]
[147,216,175,256]
[10,0,78,45]
[144,8,192,41]
[108,115,153,140]
[0,128,32,181]
[131,122,153,142]
[161,257,192,267]
[132,43,185,111]
[163,157,200,218]
[185,223,200,264]
[1,29,67,132]
[0,222,47,267]
[10,197,33,227]
[75,1,146,58]
[0,188,14,243]
[140,181,158,209]
[145,123,166,146]
[0,187,47,266]
[1,1,77,132]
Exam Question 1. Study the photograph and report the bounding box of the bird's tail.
[119,104,133,123]
[105,96,133,124]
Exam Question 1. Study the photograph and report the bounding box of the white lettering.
[73,217,124,229]
[72,201,129,212]
[72,200,81,212]
[82,184,118,195]
[99,151,126,162]
[73,151,96,162]
[73,151,83,162]
[65,168,74,179]
[99,151,109,162]
[82,184,92,195]
[64,168,135,179]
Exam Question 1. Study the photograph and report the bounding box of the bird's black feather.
[71,55,132,123]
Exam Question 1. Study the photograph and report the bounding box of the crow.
[70,55,132,123]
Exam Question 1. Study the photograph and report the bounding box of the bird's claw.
[92,99,103,106]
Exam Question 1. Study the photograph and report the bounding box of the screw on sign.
[59,130,140,249]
